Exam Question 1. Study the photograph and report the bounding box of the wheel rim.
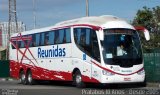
[20,73,25,82]
[28,73,32,83]
[76,74,82,84]
[22,74,25,81]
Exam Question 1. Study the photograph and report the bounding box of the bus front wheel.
[74,70,85,88]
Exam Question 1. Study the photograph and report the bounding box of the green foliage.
[132,6,160,51]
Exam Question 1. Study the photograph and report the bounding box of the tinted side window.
[74,28,81,45]
[65,28,71,43]
[85,29,92,55]
[74,28,92,56]
[18,41,21,48]
[59,29,64,44]
[45,32,49,45]
[86,29,91,45]
[40,33,45,46]
[11,41,16,49]
[25,35,31,47]
[31,34,36,47]
[80,29,86,47]
[55,30,59,44]
[35,33,40,46]
[15,28,71,48]
[49,31,54,45]
[29,35,32,47]
[54,28,71,44]
[20,41,25,48]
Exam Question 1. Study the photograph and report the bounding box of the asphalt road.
[0,80,160,95]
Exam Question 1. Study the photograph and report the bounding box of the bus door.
[73,28,93,79]
[73,27,101,82]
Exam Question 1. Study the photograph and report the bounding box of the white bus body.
[9,15,148,87]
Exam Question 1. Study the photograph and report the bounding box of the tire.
[74,70,85,88]
[26,70,35,85]
[19,70,27,85]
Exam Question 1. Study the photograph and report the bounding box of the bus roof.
[55,15,124,27]
[11,15,126,37]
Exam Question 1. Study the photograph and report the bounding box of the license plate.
[124,78,131,81]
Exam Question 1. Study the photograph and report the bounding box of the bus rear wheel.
[26,70,35,85]
[19,70,27,85]
[74,70,85,88]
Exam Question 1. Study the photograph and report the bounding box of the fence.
[0,60,9,77]
[144,49,160,82]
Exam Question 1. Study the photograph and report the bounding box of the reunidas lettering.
[38,46,66,58]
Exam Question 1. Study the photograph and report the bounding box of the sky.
[0,0,160,30]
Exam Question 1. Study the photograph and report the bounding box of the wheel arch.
[19,68,24,78]
[26,68,31,74]
[72,68,86,88]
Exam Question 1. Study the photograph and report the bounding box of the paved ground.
[0,80,160,95]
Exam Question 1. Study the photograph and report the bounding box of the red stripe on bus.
[10,60,100,83]
[51,24,101,31]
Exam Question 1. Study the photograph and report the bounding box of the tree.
[132,6,160,51]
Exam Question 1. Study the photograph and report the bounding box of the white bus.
[9,15,150,87]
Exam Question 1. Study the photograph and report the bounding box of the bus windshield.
[102,29,142,67]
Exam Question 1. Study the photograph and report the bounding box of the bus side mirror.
[134,26,150,41]
[99,28,104,41]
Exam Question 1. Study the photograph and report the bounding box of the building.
[0,21,26,49]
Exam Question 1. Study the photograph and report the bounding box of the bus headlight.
[137,69,145,75]
[102,70,115,76]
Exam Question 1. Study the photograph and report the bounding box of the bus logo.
[38,45,66,58]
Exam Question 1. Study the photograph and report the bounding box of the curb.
[0,78,14,81]
[147,83,160,88]
[0,78,7,81]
